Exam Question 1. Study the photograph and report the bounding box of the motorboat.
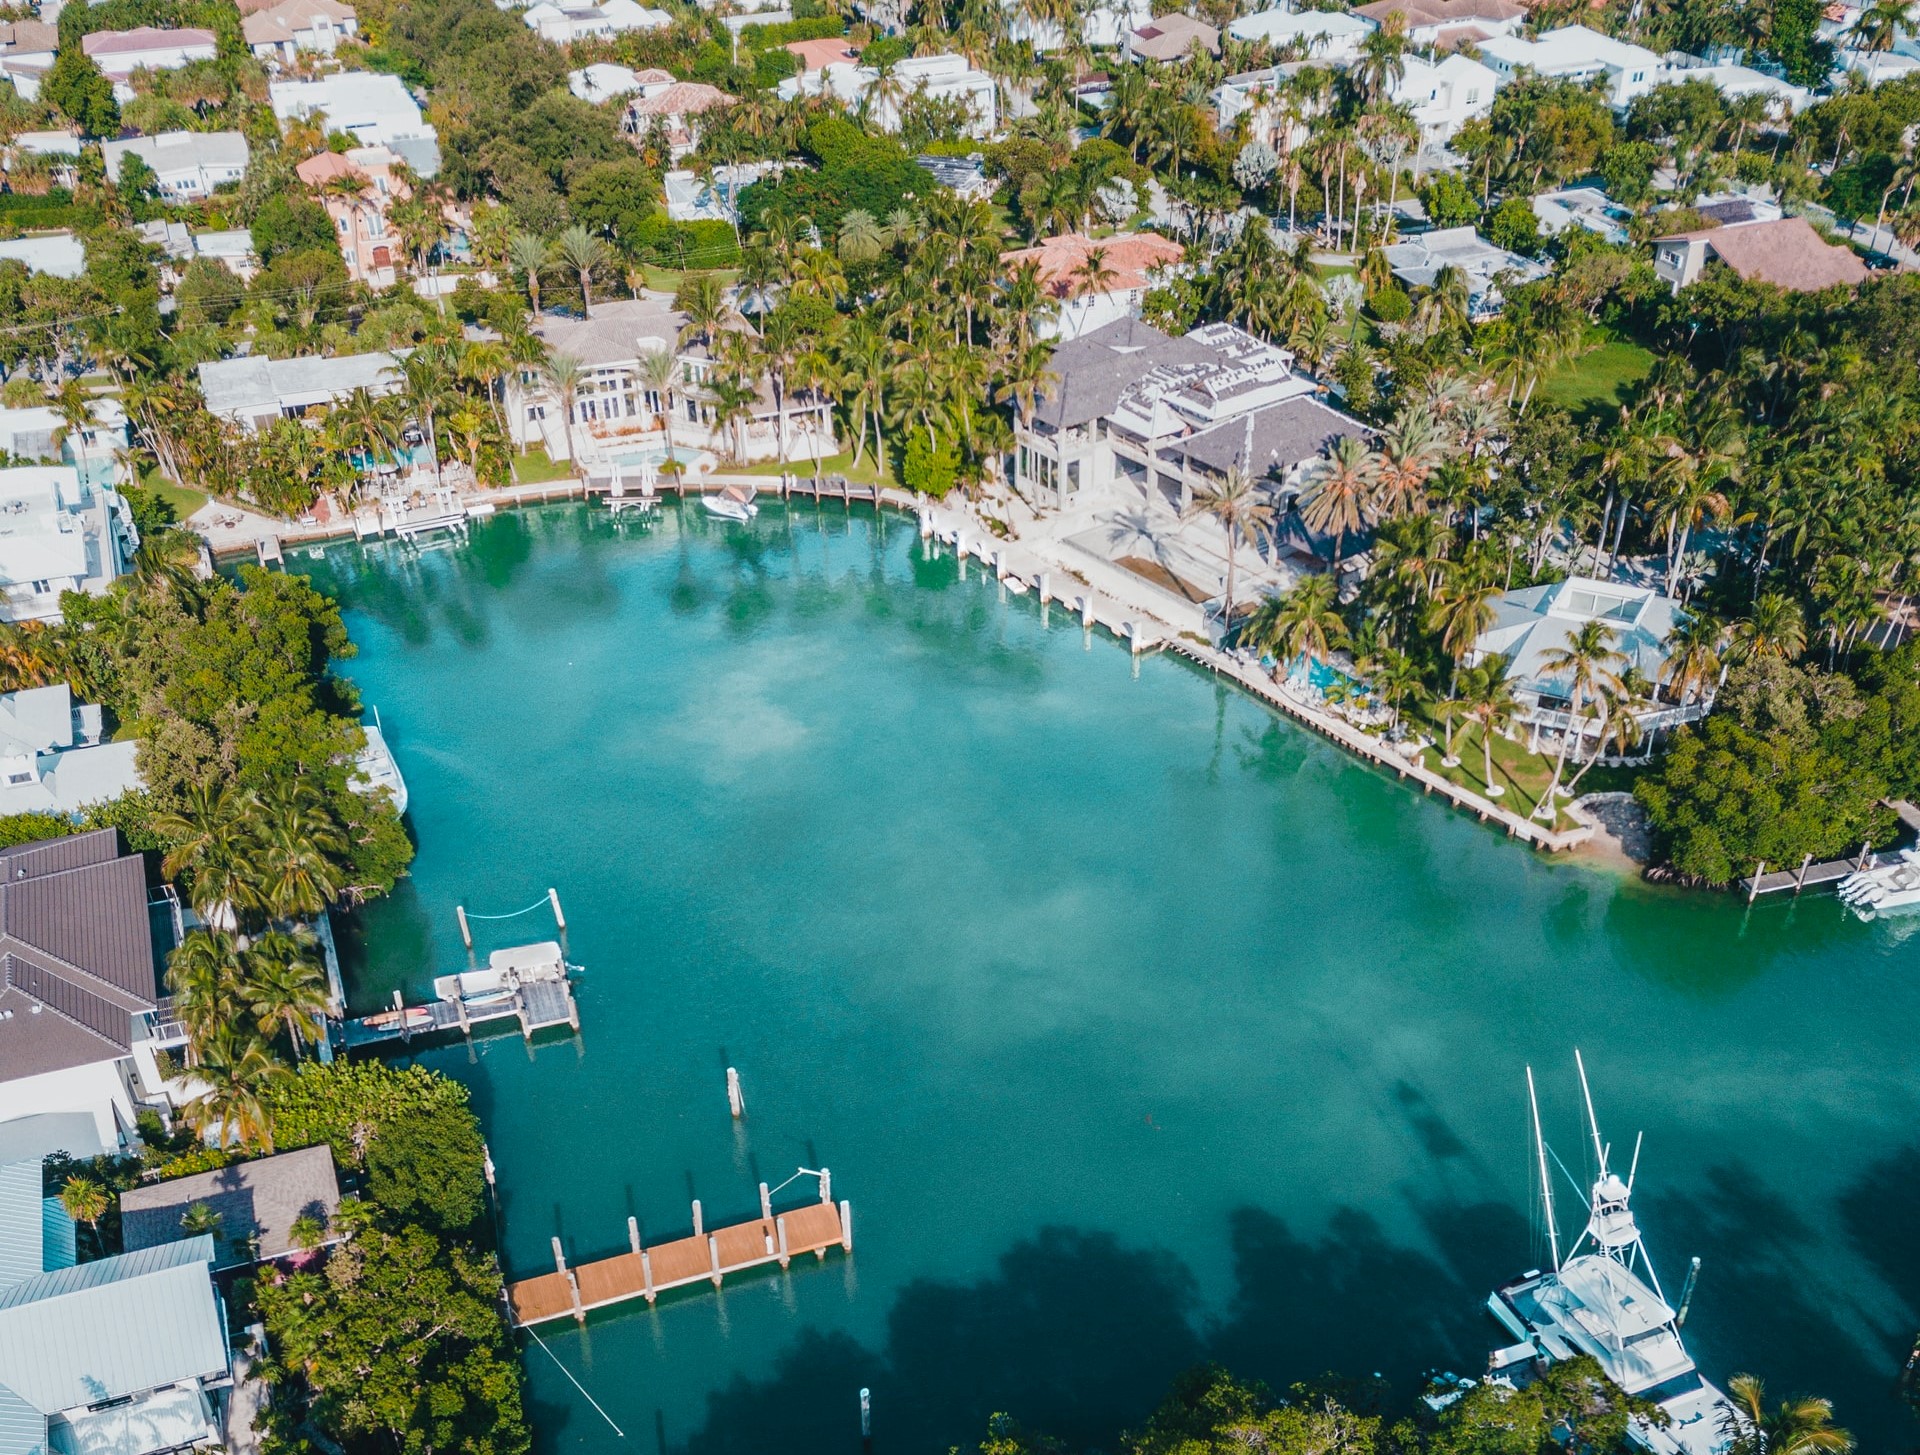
[1484,1054,1736,1455]
[352,707,408,816]
[704,484,759,521]
[432,941,568,1005]
[1837,848,1920,915]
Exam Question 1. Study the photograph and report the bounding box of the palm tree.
[541,353,587,471]
[179,1201,223,1238]
[1731,593,1807,662]
[168,929,248,1057]
[1426,567,1501,683]
[133,529,204,597]
[674,273,734,351]
[388,346,457,488]
[838,208,886,263]
[1183,467,1276,631]
[1455,655,1518,798]
[1368,646,1427,732]
[250,784,346,920]
[549,225,615,320]
[1663,612,1725,705]
[1533,619,1627,815]
[1720,1375,1853,1455]
[60,1174,109,1232]
[154,785,258,925]
[244,929,330,1058]
[1246,573,1347,674]
[507,233,549,317]
[636,347,681,468]
[182,1026,286,1151]
[1297,436,1378,561]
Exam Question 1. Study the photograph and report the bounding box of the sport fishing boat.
[1484,1053,1735,1455]
[1836,849,1920,916]
[352,707,408,816]
[703,483,758,521]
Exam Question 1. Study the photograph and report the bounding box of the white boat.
[1837,848,1920,914]
[704,484,758,521]
[1484,1054,1735,1455]
[432,940,566,1004]
[352,708,409,816]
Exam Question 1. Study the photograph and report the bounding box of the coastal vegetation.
[952,1360,1851,1455]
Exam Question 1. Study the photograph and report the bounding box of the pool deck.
[507,1196,852,1326]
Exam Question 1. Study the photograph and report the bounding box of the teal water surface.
[292,504,1920,1455]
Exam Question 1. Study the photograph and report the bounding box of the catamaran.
[1484,1052,1734,1455]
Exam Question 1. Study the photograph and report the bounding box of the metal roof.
[0,1237,226,1416]
[0,1164,42,1291]
[0,832,159,1083]
[0,1380,44,1455]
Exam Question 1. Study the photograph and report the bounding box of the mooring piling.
[548,887,566,930]
[456,904,472,948]
[726,1066,745,1118]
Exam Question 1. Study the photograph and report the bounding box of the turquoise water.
[292,504,1920,1455]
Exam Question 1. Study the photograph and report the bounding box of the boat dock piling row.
[339,933,579,1049]
[1742,844,1874,899]
[506,1187,854,1327]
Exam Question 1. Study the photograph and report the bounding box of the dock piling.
[1794,853,1815,893]
[707,1234,723,1287]
[641,1247,655,1302]
[548,887,566,930]
[759,1182,772,1220]
[456,905,472,948]
[726,1066,744,1119]
[776,1215,790,1268]
[551,1237,568,1275]
[691,1198,703,1236]
[860,1388,871,1441]
[818,1167,831,1204]
[628,1216,641,1255]
[839,1200,853,1252]
[1748,862,1765,903]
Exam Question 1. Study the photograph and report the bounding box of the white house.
[7,130,80,188]
[80,27,219,101]
[778,52,996,137]
[1478,25,1662,107]
[0,463,138,621]
[243,0,359,62]
[1468,574,1702,745]
[1661,56,1811,115]
[1391,50,1497,144]
[197,350,405,433]
[505,296,836,465]
[1352,0,1523,47]
[521,0,669,42]
[1006,0,1150,52]
[101,131,249,200]
[0,19,58,101]
[1380,225,1550,314]
[1533,186,1633,245]
[270,72,441,176]
[0,684,142,818]
[0,233,85,279]
[0,466,137,622]
[568,61,674,101]
[1225,7,1374,61]
[0,397,130,483]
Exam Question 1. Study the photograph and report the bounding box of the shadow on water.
[658,1162,1918,1455]
[1649,1160,1911,1447]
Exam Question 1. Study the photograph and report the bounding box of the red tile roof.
[1001,231,1185,298]
[1659,216,1869,292]
[785,36,858,70]
[81,25,216,57]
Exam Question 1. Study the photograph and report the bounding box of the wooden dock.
[339,971,578,1049]
[507,1194,853,1327]
[1739,846,1874,899]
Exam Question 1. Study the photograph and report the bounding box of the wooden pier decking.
[507,1195,853,1326]
[1739,846,1875,898]
[339,946,579,1049]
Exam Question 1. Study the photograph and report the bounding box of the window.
[1466,87,1479,103]
[337,216,348,233]
[4,769,31,786]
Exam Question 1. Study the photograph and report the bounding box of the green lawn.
[1536,330,1657,419]
[136,463,209,522]
[508,447,576,484]
[1406,702,1583,831]
[634,265,740,291]
[741,450,891,490]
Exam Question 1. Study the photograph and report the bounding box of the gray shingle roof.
[0,831,160,1084]
[1032,317,1214,430]
[1163,394,1368,481]
[120,1147,341,1269]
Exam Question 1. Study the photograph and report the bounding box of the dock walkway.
[507,1196,852,1326]
[339,975,577,1049]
